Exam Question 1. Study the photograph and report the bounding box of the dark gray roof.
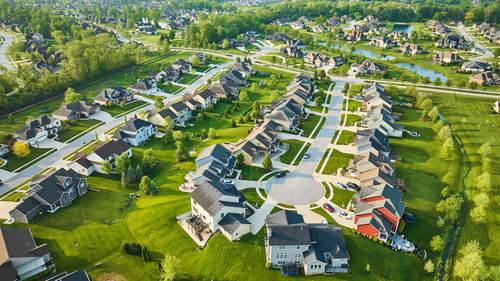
[0,228,50,264]
[169,101,189,112]
[0,261,17,281]
[219,213,250,234]
[93,139,131,160]
[196,143,235,168]
[131,78,156,90]
[45,270,91,281]
[307,224,349,260]
[157,108,177,119]
[117,118,155,132]
[190,181,245,216]
[267,224,311,246]
[266,210,305,225]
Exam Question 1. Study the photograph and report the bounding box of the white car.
[304,153,309,159]
[223,179,234,185]
[339,211,352,220]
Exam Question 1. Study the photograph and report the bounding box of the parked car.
[346,182,360,191]
[0,179,3,186]
[323,203,335,213]
[337,182,348,189]
[339,210,352,219]
[223,179,234,185]
[275,171,286,178]
[304,153,309,159]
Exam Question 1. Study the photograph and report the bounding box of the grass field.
[331,188,355,208]
[280,139,305,164]
[241,188,265,208]
[300,114,321,138]
[158,84,184,94]
[322,150,354,175]
[346,100,363,112]
[178,73,201,85]
[0,191,25,202]
[337,130,356,145]
[340,114,361,126]
[101,100,149,117]
[240,165,267,181]
[1,147,53,172]
[58,119,102,143]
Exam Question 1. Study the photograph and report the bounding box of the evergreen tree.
[121,172,128,188]
[136,165,144,180]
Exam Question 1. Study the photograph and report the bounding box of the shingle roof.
[219,213,250,234]
[0,228,50,265]
[267,224,311,246]
[92,139,131,160]
[266,210,305,225]
[190,181,245,216]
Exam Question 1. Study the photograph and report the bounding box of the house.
[219,69,249,87]
[265,210,350,274]
[45,270,92,281]
[396,43,423,55]
[14,116,61,146]
[206,83,239,99]
[363,15,380,28]
[291,21,306,30]
[264,32,289,42]
[9,168,88,223]
[188,52,207,64]
[347,151,394,179]
[312,25,326,33]
[189,180,250,241]
[156,66,181,82]
[172,59,193,73]
[362,112,404,138]
[469,71,500,85]
[184,144,236,189]
[354,129,391,157]
[227,122,280,163]
[111,118,158,146]
[388,31,408,42]
[350,60,386,76]
[264,99,304,131]
[304,52,334,68]
[293,73,313,84]
[94,87,134,106]
[185,89,217,110]
[286,39,306,49]
[330,55,345,68]
[432,52,463,63]
[428,20,451,36]
[0,228,52,281]
[493,100,500,113]
[68,139,132,176]
[0,143,9,157]
[52,101,100,121]
[369,36,395,48]
[167,101,192,126]
[352,185,405,241]
[231,62,254,77]
[129,78,158,96]
[281,46,303,58]
[461,61,492,73]
[344,30,366,42]
[434,34,468,49]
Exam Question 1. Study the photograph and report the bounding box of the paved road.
[0,31,15,70]
[454,25,493,61]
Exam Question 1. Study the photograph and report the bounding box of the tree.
[163,116,174,131]
[12,142,30,158]
[64,88,80,103]
[164,129,174,144]
[438,125,452,141]
[420,99,433,113]
[208,128,217,139]
[120,101,125,108]
[8,114,15,124]
[477,142,492,158]
[142,148,157,173]
[428,106,439,121]
[424,260,435,275]
[191,55,201,66]
[139,176,152,194]
[344,82,350,93]
[135,165,144,180]
[175,141,189,162]
[159,255,180,281]
[155,96,164,109]
[222,39,229,49]
[239,90,249,102]
[102,160,112,176]
[127,166,136,183]
[262,155,273,172]
[470,192,489,223]
[454,240,488,281]
[434,77,442,86]
[430,235,444,252]
[121,172,128,188]
[237,153,245,168]
[270,91,280,102]
[441,137,455,161]
[436,193,463,223]
[149,180,158,195]
[476,172,491,191]
[365,263,370,274]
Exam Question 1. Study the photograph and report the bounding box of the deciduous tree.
[12,142,30,158]
[262,155,273,171]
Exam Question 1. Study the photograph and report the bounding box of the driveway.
[0,32,15,70]
[0,201,19,219]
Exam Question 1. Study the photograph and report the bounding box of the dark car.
[346,182,360,191]
[275,171,286,178]
[41,107,51,113]
[323,203,335,213]
[0,179,2,185]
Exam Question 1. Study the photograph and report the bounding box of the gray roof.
[46,270,91,281]
[0,228,50,265]
[92,139,131,161]
[267,224,311,246]
[169,101,189,112]
[266,210,305,225]
[130,78,156,90]
[14,115,57,140]
[190,181,246,216]
[196,143,235,168]
[219,213,250,234]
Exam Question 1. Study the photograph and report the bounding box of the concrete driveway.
[0,201,18,219]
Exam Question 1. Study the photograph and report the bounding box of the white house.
[14,115,61,146]
[129,78,158,96]
[0,228,52,280]
[112,118,158,146]
[68,139,132,176]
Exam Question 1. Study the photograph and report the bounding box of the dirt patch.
[96,272,127,281]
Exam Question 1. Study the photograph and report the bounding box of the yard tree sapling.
[160,255,180,281]
[262,155,273,172]
[208,128,217,139]
[121,172,128,188]
[424,260,435,275]
[102,160,112,176]
[430,235,444,252]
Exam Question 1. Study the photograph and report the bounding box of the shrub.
[398,220,406,233]
[123,242,142,255]
[265,262,272,269]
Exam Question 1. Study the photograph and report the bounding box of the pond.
[323,43,396,61]
[392,24,414,36]
[394,62,448,82]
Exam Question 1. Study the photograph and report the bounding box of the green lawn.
[1,191,25,202]
[315,148,331,173]
[293,143,311,165]
[101,100,149,117]
[336,130,356,145]
[340,114,361,126]
[58,119,102,143]
[241,188,265,208]
[300,114,321,138]
[331,188,355,208]
[347,100,363,112]
[305,104,324,113]
[158,84,184,94]
[178,73,202,85]
[1,147,53,172]
[240,165,267,181]
[311,117,326,139]
[322,150,354,175]
[194,65,212,72]
[279,139,305,165]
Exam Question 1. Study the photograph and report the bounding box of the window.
[221,213,224,218]
[297,246,300,249]
[279,246,285,250]
[310,265,313,269]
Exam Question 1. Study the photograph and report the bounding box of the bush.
[398,220,406,233]
[123,242,142,255]
[265,262,272,269]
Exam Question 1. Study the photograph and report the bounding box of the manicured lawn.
[322,150,354,175]
[331,188,355,208]
[347,100,363,112]
[178,73,202,85]
[293,143,311,166]
[158,84,184,94]
[194,65,211,72]
[317,82,332,91]
[241,188,265,208]
[240,165,267,181]
[305,104,324,113]
[311,117,326,139]
[315,148,330,173]
[1,147,53,172]
[348,84,364,96]
[58,119,102,143]
[337,130,356,145]
[101,100,149,117]
[300,114,321,138]
[340,114,361,126]
[279,139,305,165]
[1,191,25,202]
